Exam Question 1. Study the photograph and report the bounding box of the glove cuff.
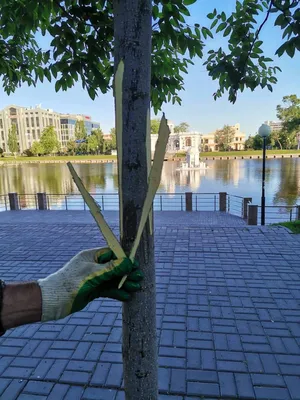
[38,274,72,322]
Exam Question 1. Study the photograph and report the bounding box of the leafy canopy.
[0,1,300,111]
[40,126,60,154]
[214,125,235,151]
[277,94,300,133]
[74,120,87,140]
[30,140,44,156]
[150,119,160,135]
[7,124,18,154]
[174,122,189,133]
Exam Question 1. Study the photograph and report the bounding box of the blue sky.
[0,0,299,136]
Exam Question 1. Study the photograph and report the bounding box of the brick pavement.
[0,212,299,399]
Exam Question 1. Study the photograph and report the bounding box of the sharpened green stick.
[67,162,126,260]
[118,114,170,289]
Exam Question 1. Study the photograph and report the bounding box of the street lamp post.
[258,124,271,226]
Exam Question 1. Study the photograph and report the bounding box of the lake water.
[0,158,299,210]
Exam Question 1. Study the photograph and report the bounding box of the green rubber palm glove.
[38,247,142,322]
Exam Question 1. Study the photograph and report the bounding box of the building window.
[3,144,5,152]
[9,107,17,116]
[26,118,29,128]
[235,137,238,141]
[49,118,53,125]
[185,137,191,147]
[205,139,208,144]
[0,119,2,129]
[37,129,40,138]
[31,117,34,126]
[1,132,4,141]
[36,117,40,127]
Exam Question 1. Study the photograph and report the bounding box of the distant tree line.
[18,121,116,157]
[245,94,300,150]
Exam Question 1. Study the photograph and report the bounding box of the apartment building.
[0,105,62,153]
[60,114,100,147]
[201,123,246,152]
[0,105,100,153]
[264,120,283,132]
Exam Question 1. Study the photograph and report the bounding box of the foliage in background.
[87,133,99,153]
[30,140,44,156]
[40,126,60,155]
[74,120,87,140]
[110,128,116,150]
[67,139,77,155]
[150,119,160,135]
[214,125,235,151]
[174,122,190,133]
[7,124,18,156]
[1,1,300,111]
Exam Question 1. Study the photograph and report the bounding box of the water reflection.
[0,158,299,207]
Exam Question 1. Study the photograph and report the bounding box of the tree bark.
[113,1,158,400]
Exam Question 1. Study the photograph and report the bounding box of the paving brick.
[260,353,280,374]
[1,378,27,400]
[64,385,84,400]
[47,383,70,400]
[45,359,68,381]
[106,364,123,387]
[284,376,300,400]
[170,369,186,394]
[245,353,264,373]
[187,370,218,383]
[219,372,237,398]
[217,360,248,373]
[82,387,117,399]
[66,360,96,372]
[17,395,47,400]
[0,378,11,395]
[86,343,105,361]
[159,367,171,392]
[254,386,291,400]
[235,373,255,399]
[2,366,33,379]
[60,370,91,385]
[187,382,220,397]
[23,381,54,395]
[251,373,285,387]
[90,363,111,386]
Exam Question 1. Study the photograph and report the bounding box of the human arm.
[1,247,142,331]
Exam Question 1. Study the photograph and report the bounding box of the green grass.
[275,221,300,234]
[174,150,300,158]
[203,150,300,157]
[0,155,117,162]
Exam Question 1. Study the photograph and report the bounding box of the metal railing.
[257,205,299,225]
[46,193,184,212]
[0,195,8,211]
[193,193,219,211]
[18,194,38,210]
[227,194,244,218]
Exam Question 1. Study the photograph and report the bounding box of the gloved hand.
[38,247,142,322]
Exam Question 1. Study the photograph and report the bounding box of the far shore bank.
[0,150,300,165]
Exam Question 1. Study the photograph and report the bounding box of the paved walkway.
[0,210,246,227]
[0,212,299,399]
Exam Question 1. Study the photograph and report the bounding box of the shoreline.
[0,152,300,165]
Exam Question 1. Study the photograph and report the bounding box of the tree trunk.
[113,1,158,400]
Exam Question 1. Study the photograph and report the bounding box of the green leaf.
[207,13,215,19]
[223,26,231,37]
[183,0,197,5]
[216,22,227,33]
[267,84,273,92]
[210,19,218,29]
[55,80,61,92]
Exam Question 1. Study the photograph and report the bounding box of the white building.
[151,120,202,154]
[264,120,283,132]
[0,105,62,153]
[0,105,101,153]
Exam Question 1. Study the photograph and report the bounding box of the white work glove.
[37,247,142,321]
